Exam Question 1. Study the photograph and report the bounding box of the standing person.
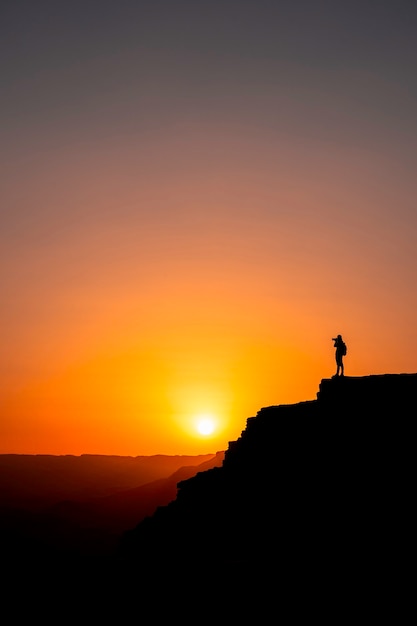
[332,334,346,377]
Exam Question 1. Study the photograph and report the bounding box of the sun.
[195,415,216,436]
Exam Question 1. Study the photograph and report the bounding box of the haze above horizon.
[1,1,417,456]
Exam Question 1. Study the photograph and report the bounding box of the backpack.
[341,341,347,356]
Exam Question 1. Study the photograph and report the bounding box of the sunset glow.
[1,2,417,456]
[195,415,216,436]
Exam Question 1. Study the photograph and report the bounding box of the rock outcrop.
[118,374,416,583]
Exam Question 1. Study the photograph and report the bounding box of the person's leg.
[336,355,342,376]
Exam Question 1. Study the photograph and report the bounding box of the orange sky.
[1,2,417,455]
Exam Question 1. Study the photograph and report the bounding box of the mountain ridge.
[2,373,415,616]
[0,452,225,565]
[118,373,416,585]
[0,452,220,507]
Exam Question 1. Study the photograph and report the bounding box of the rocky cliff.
[118,374,415,586]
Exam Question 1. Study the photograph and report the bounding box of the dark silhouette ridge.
[0,453,224,567]
[0,453,218,508]
[37,450,226,537]
[117,373,415,601]
[2,374,415,617]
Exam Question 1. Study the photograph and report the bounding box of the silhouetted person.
[332,334,346,377]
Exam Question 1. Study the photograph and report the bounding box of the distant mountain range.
[116,374,416,598]
[2,373,415,617]
[0,451,224,563]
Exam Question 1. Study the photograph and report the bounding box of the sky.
[1,0,417,456]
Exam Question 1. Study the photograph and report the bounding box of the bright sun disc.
[196,417,215,436]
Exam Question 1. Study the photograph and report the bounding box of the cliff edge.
[118,373,415,586]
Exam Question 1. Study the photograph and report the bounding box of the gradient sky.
[1,0,417,456]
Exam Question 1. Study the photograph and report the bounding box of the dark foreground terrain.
[2,374,415,619]
[0,452,224,566]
